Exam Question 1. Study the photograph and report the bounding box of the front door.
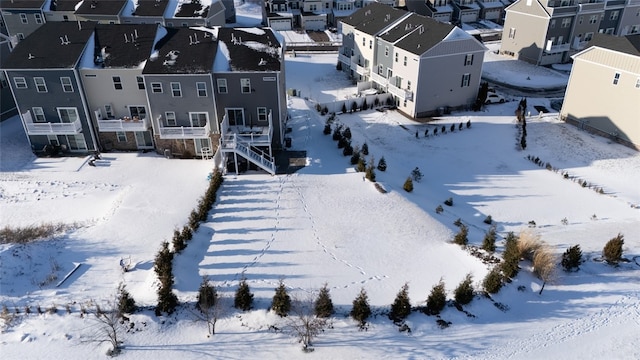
[134,131,153,149]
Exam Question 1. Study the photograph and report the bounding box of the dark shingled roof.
[340,2,407,35]
[75,0,127,16]
[174,0,210,18]
[216,27,282,72]
[3,21,96,69]
[385,13,455,55]
[142,27,218,74]
[587,33,640,57]
[132,0,170,17]
[49,0,83,12]
[0,0,47,9]
[93,24,159,68]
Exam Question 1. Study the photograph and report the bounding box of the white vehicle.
[485,93,506,104]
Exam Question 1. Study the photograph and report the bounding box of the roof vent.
[163,59,176,66]
[60,35,70,45]
[258,58,267,66]
[28,53,35,60]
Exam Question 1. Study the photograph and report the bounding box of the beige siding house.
[560,33,640,149]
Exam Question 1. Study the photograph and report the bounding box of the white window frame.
[407,81,411,91]
[395,52,398,62]
[137,76,145,90]
[613,72,620,85]
[464,54,474,66]
[561,17,571,28]
[170,82,182,97]
[385,46,389,57]
[116,131,127,142]
[34,13,43,24]
[196,82,207,97]
[34,77,47,93]
[113,76,123,90]
[165,111,176,126]
[461,73,471,87]
[104,104,114,118]
[57,107,79,123]
[151,82,162,93]
[32,107,46,122]
[589,15,598,24]
[610,10,619,21]
[585,32,594,41]
[217,78,227,93]
[20,13,28,24]
[14,77,27,89]
[189,112,208,127]
[550,19,556,28]
[257,107,268,122]
[403,56,407,66]
[60,77,73,92]
[241,78,251,94]
[636,77,640,89]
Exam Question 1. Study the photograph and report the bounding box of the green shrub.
[314,283,334,318]
[500,232,520,279]
[365,159,376,182]
[483,215,493,224]
[389,283,411,322]
[425,279,446,315]
[482,226,497,253]
[377,156,387,171]
[453,224,468,246]
[197,276,217,312]
[118,284,136,315]
[435,205,443,214]
[482,267,503,294]
[361,143,369,155]
[561,245,583,271]
[350,151,361,165]
[356,157,366,172]
[603,233,624,265]
[234,278,254,311]
[270,279,291,317]
[403,177,413,192]
[323,123,331,135]
[454,274,474,305]
[444,197,453,206]
[343,127,352,139]
[350,288,371,328]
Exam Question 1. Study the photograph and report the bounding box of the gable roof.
[90,24,159,68]
[3,21,96,69]
[75,0,128,16]
[215,27,282,72]
[171,0,212,18]
[340,2,408,35]
[142,27,217,74]
[132,0,171,17]
[49,0,83,11]
[585,33,640,57]
[383,13,455,55]
[0,0,47,10]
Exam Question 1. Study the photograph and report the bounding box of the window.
[57,107,79,123]
[32,107,46,122]
[60,77,73,92]
[226,108,244,126]
[378,64,384,75]
[395,52,398,62]
[461,73,471,87]
[170,82,181,97]
[241,78,251,93]
[14,77,27,89]
[20,13,28,24]
[165,112,176,126]
[558,35,564,44]
[257,107,268,122]
[589,15,598,24]
[113,76,123,90]
[189,112,207,127]
[578,16,583,25]
[137,76,145,90]
[403,56,407,66]
[610,10,619,21]
[509,27,516,39]
[369,40,372,49]
[385,46,389,57]
[605,28,614,34]
[217,78,227,93]
[362,36,365,46]
[35,13,43,24]
[464,54,474,66]
[116,132,127,142]
[196,82,207,97]
[585,32,594,41]
[34,77,47,92]
[636,78,640,89]
[561,18,571,28]
[103,104,114,118]
[407,81,411,91]
[550,19,556,28]
[17,33,25,41]
[613,72,620,85]
[151,82,162,93]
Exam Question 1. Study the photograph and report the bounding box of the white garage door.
[269,19,291,31]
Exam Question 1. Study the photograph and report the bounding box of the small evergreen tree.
[118,283,136,315]
[350,288,371,329]
[411,167,423,182]
[332,125,342,141]
[234,278,254,311]
[459,122,463,131]
[389,283,411,322]
[361,142,369,155]
[483,215,493,224]
[336,61,342,71]
[356,157,366,172]
[435,205,444,214]
[155,242,178,314]
[450,124,455,132]
[343,127,352,139]
[197,276,217,311]
[603,233,624,265]
[323,123,331,135]
[365,158,376,182]
[337,136,348,149]
[362,98,368,110]
[453,224,468,246]
[403,177,414,192]
[314,283,334,318]
[271,279,291,317]
[350,101,358,113]
[453,218,463,227]
[482,226,497,253]
[444,197,453,206]
[377,156,387,171]
[441,125,446,134]
[425,279,447,315]
[350,150,361,165]
[466,119,471,128]
[343,142,353,156]
[454,273,474,305]
[341,103,347,114]
[482,267,503,294]
[561,244,583,272]
[172,228,186,253]
[433,127,438,136]
[501,232,520,279]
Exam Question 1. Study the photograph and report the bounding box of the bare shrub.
[83,295,126,356]
[603,233,624,265]
[532,244,557,295]
[517,229,542,261]
[0,222,69,244]
[286,296,328,352]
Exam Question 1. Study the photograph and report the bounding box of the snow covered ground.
[1,3,639,359]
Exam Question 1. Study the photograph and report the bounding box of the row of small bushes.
[417,120,472,139]
[526,154,605,194]
[0,222,70,244]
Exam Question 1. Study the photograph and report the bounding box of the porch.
[22,110,82,135]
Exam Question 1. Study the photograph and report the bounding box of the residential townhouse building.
[451,0,481,23]
[79,24,159,151]
[500,0,640,65]
[3,21,100,154]
[406,0,455,23]
[0,0,48,44]
[560,33,640,149]
[340,3,486,117]
[73,0,129,24]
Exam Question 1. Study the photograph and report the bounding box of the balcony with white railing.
[388,83,413,101]
[158,122,211,139]
[220,113,273,147]
[338,52,351,65]
[22,110,83,135]
[370,72,388,87]
[97,116,150,132]
[545,42,571,53]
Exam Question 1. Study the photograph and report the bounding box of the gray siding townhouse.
[0,0,48,44]
[214,27,287,174]
[3,21,99,154]
[74,0,128,24]
[451,0,481,23]
[340,4,486,118]
[122,0,172,25]
[501,0,640,65]
[79,24,159,151]
[406,0,454,23]
[560,34,640,149]
[164,0,227,28]
[142,27,219,159]
[45,0,81,23]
